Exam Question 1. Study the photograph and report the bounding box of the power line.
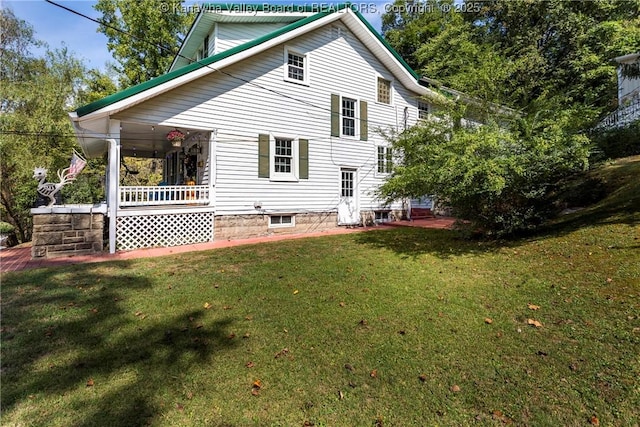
[44,0,421,132]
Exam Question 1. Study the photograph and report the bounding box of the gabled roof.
[169,3,318,72]
[73,3,425,119]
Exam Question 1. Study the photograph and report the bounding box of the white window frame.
[418,100,431,120]
[376,146,393,175]
[283,46,309,86]
[270,134,299,182]
[269,215,295,228]
[376,76,393,105]
[340,95,360,138]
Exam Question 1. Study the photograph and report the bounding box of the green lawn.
[2,157,639,426]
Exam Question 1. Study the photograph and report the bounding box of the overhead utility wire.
[43,0,417,131]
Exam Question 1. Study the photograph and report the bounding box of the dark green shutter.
[359,100,368,141]
[299,138,309,179]
[258,133,270,178]
[331,94,340,137]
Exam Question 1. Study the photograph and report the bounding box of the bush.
[378,110,590,238]
[0,221,15,234]
[590,121,640,161]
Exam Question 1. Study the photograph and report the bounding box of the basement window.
[269,215,295,228]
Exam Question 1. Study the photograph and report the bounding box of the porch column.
[209,129,216,207]
[107,119,121,253]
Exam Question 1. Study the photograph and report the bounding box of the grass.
[2,157,639,426]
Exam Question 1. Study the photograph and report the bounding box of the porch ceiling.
[120,122,209,158]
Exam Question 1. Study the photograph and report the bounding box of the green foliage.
[0,9,106,242]
[0,221,15,234]
[378,108,590,237]
[589,122,640,161]
[383,0,640,126]
[94,0,191,86]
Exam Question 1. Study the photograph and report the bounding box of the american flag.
[67,150,87,179]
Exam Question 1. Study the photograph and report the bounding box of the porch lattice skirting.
[116,210,215,251]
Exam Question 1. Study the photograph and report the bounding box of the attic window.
[284,47,309,85]
[377,78,392,104]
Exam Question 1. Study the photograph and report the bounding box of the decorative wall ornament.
[34,150,87,207]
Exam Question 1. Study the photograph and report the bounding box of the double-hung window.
[341,97,357,137]
[331,94,368,140]
[274,138,293,174]
[258,134,309,181]
[377,146,393,174]
[418,101,431,120]
[284,47,309,85]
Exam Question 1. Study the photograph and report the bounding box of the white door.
[338,168,360,225]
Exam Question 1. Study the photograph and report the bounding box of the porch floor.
[1,217,455,273]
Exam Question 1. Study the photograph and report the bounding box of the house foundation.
[214,211,338,240]
[31,204,107,259]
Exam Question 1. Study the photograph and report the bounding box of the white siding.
[115,24,423,216]
[215,23,290,53]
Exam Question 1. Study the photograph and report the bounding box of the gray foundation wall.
[214,212,339,240]
[31,213,105,259]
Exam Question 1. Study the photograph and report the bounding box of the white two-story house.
[69,4,440,253]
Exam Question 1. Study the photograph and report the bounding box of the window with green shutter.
[258,134,309,180]
[331,94,367,140]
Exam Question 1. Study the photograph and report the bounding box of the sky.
[3,0,389,73]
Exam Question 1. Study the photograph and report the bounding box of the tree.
[377,106,590,237]
[94,0,191,87]
[383,0,640,126]
[0,9,104,243]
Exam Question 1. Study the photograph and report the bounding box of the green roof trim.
[75,3,420,117]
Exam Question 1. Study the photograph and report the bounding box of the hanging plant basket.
[166,129,185,148]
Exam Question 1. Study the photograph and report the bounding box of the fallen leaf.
[606,278,613,283]
[451,384,461,392]
[527,319,543,328]
[418,374,427,382]
[228,333,236,339]
[176,403,184,411]
[344,363,354,372]
[243,332,250,338]
[398,330,406,335]
[252,379,262,389]
[293,290,299,295]
[275,348,289,358]
[528,303,541,310]
[251,388,260,396]
[204,302,212,309]
[338,390,344,400]
[484,318,493,324]
[246,361,255,368]
[339,302,345,307]
[86,378,94,387]
[370,369,378,378]
[590,415,600,425]
[223,305,232,310]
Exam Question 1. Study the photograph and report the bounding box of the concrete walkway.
[0,217,455,273]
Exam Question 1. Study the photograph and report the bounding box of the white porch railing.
[596,95,640,130]
[119,185,210,207]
